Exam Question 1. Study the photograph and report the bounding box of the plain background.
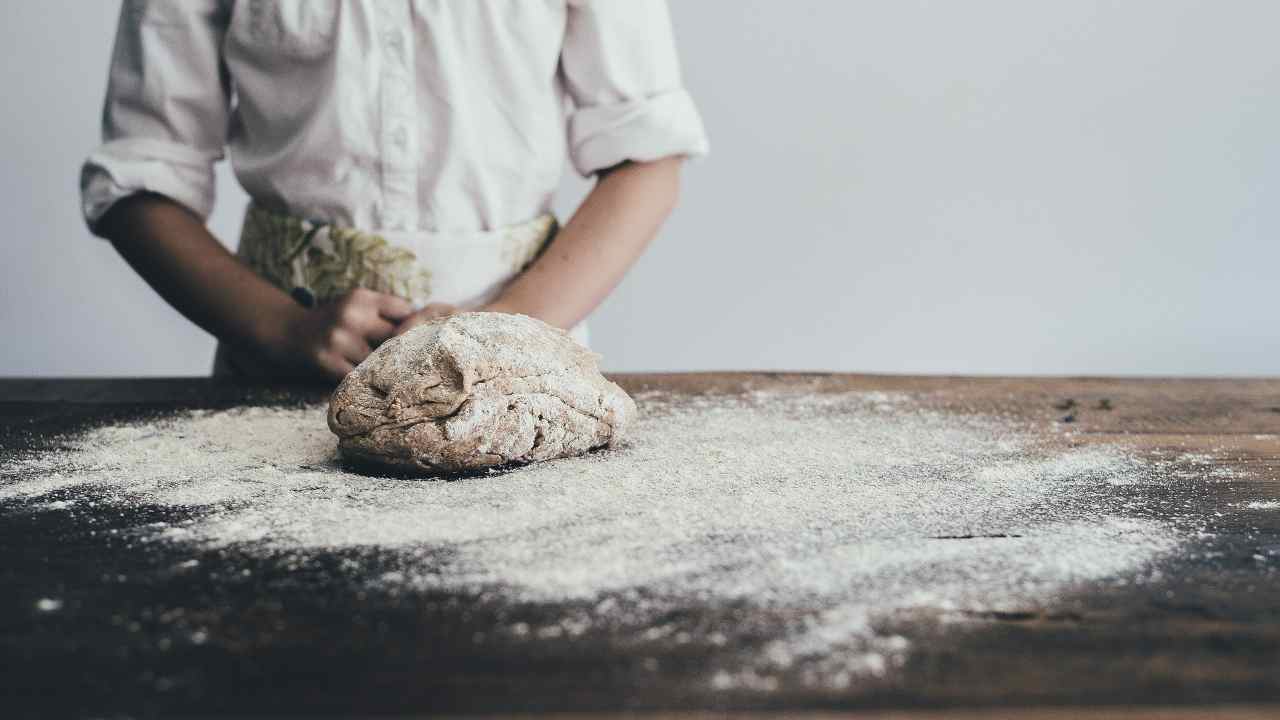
[2,1,1277,377]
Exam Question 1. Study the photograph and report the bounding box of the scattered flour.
[1,388,1188,690]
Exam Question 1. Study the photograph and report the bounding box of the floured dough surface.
[327,312,636,474]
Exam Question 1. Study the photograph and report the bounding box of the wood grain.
[1,374,1277,718]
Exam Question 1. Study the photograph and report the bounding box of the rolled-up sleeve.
[80,0,231,234]
[560,0,709,177]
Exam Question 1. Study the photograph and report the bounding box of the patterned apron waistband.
[236,204,558,309]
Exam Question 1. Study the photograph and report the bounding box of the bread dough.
[327,312,636,474]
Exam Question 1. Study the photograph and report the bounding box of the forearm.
[489,157,683,329]
[97,193,299,352]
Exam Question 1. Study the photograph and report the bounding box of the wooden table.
[2,375,1278,719]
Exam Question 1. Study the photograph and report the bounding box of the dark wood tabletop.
[1,375,1278,719]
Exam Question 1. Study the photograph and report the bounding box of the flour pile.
[1,389,1185,690]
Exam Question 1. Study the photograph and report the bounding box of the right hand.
[260,288,414,381]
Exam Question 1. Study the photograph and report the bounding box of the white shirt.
[81,0,709,234]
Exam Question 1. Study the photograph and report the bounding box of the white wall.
[3,1,1277,377]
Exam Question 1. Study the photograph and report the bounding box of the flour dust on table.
[1,387,1210,691]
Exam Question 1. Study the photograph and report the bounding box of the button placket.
[376,3,418,231]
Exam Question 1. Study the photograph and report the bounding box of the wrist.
[248,297,306,359]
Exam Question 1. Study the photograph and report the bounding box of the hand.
[477,298,522,316]
[259,288,414,381]
[393,302,459,337]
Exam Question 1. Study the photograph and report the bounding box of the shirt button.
[391,127,408,149]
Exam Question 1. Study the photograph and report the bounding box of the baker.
[81,0,708,380]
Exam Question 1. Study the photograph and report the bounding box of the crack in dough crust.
[327,313,636,474]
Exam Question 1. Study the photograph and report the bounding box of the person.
[82,1,708,381]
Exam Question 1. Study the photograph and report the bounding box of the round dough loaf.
[327,312,636,474]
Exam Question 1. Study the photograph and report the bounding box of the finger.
[376,293,415,322]
[362,316,398,345]
[339,337,374,365]
[328,328,373,365]
[334,295,405,343]
[394,312,431,337]
[394,303,459,336]
[316,352,356,382]
[400,302,456,325]
[422,302,459,319]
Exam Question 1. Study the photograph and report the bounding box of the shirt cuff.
[80,138,219,236]
[567,88,709,177]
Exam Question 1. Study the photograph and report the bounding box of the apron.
[214,204,587,376]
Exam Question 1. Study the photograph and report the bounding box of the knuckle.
[324,327,345,348]
[338,304,361,325]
